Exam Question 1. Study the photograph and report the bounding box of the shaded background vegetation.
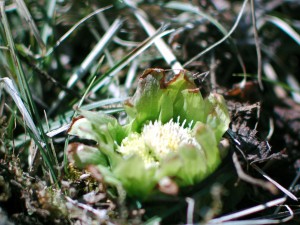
[0,0,299,224]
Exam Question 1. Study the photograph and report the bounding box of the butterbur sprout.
[68,69,230,199]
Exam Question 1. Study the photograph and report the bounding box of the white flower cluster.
[118,118,199,168]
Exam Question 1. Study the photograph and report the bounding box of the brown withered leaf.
[226,101,284,163]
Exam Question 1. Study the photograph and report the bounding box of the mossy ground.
[0,1,300,224]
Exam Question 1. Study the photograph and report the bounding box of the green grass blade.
[0,78,40,140]
[15,0,46,54]
[0,0,57,182]
[3,92,57,184]
[41,0,56,45]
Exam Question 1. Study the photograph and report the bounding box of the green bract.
[68,69,230,199]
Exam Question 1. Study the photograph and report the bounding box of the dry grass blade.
[46,97,127,137]
[125,59,139,91]
[263,61,287,98]
[46,124,70,138]
[0,0,57,182]
[250,0,263,91]
[46,5,113,57]
[165,1,228,34]
[0,77,41,143]
[164,1,247,81]
[95,10,140,47]
[124,0,183,70]
[0,0,27,98]
[15,0,46,54]
[208,205,294,224]
[208,197,287,224]
[232,152,277,194]
[80,97,128,111]
[0,1,299,224]
[251,164,298,201]
[49,17,123,114]
[265,15,300,45]
[186,197,195,224]
[183,0,249,67]
[286,74,300,103]
[273,165,300,215]
[41,0,56,44]
[65,18,123,89]
[0,0,43,141]
[0,77,58,182]
[90,28,175,93]
[66,196,108,222]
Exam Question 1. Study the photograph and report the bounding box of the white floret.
[118,118,199,168]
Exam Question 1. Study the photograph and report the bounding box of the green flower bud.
[68,69,230,199]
